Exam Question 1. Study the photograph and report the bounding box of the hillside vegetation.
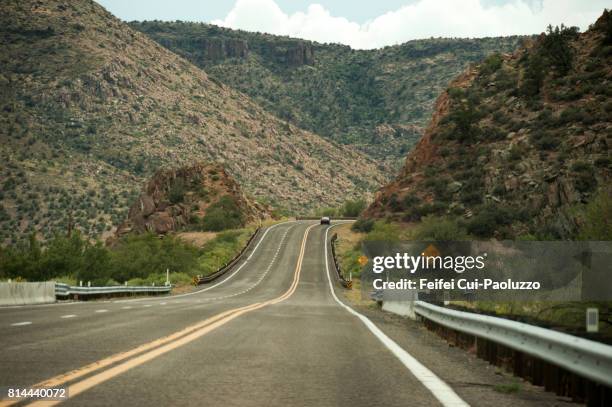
[0,226,254,286]
[130,21,525,169]
[366,11,612,239]
[0,0,387,244]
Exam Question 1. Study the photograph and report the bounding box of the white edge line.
[11,321,32,326]
[323,223,469,407]
[0,221,297,310]
[113,221,295,303]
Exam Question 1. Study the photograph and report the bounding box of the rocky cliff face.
[366,11,612,239]
[134,23,315,68]
[276,41,314,66]
[157,37,249,63]
[115,163,267,236]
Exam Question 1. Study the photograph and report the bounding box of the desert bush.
[460,190,483,205]
[579,188,612,240]
[573,164,597,193]
[168,178,187,204]
[198,229,250,276]
[530,131,559,150]
[480,53,503,78]
[200,196,244,231]
[316,207,339,217]
[363,221,401,242]
[412,216,468,241]
[594,157,611,168]
[109,233,200,282]
[520,52,545,97]
[466,205,515,237]
[351,218,375,233]
[446,88,482,141]
[76,241,111,285]
[341,199,366,217]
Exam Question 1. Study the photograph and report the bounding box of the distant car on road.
[320,216,330,225]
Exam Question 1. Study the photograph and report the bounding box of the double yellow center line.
[2,224,316,407]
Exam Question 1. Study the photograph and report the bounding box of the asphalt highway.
[0,221,567,406]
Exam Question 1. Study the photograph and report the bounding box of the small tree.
[168,179,187,204]
[540,24,579,75]
[520,52,545,97]
[579,189,611,240]
[78,241,111,285]
[447,88,481,141]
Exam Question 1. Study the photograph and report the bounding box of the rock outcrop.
[157,37,249,63]
[115,163,268,236]
[279,42,314,66]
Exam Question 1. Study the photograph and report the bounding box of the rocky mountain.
[115,163,266,237]
[131,21,525,169]
[0,0,387,244]
[365,11,612,239]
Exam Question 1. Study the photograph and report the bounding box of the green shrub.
[402,194,421,208]
[413,216,468,241]
[539,24,579,75]
[200,196,244,231]
[579,188,612,239]
[76,241,111,285]
[316,207,339,217]
[446,88,482,141]
[520,52,545,97]
[571,161,592,172]
[351,218,375,233]
[571,161,597,193]
[364,222,401,242]
[531,131,559,150]
[594,157,611,168]
[466,205,515,237]
[460,190,483,205]
[341,199,366,217]
[481,53,503,76]
[168,178,187,204]
[198,229,250,276]
[557,107,585,125]
[109,233,200,282]
[574,173,597,193]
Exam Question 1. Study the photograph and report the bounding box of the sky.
[95,0,609,49]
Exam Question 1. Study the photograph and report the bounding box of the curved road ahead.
[0,222,565,406]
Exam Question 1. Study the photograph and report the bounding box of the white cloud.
[212,0,608,49]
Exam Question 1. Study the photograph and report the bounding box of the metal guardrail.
[55,282,171,298]
[329,233,352,289]
[414,301,612,388]
[370,289,383,302]
[193,228,261,285]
